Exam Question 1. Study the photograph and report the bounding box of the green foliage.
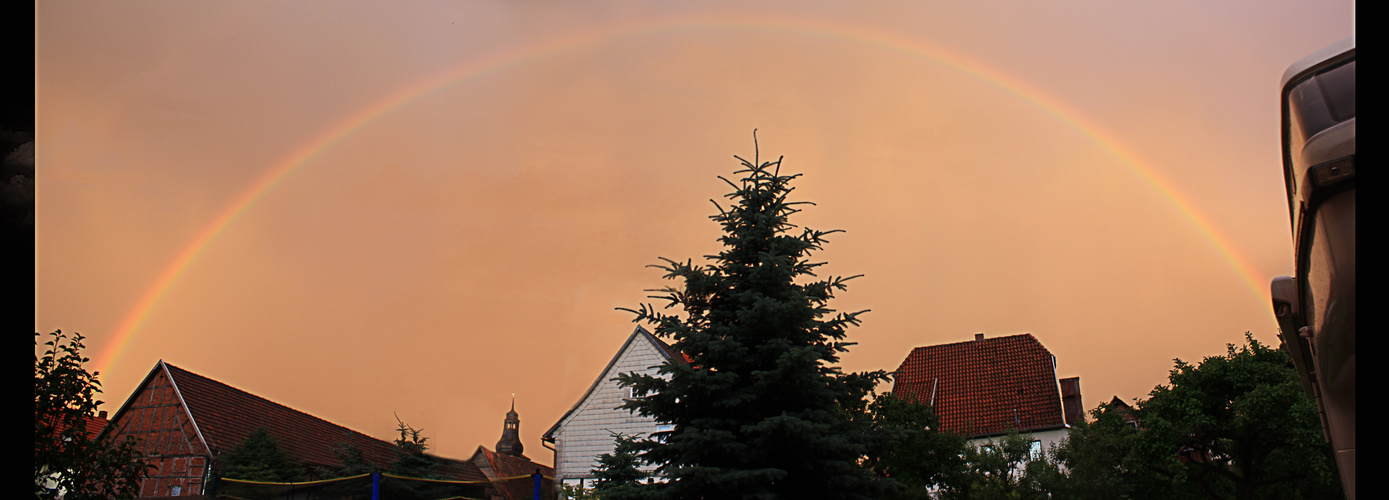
[937,430,1051,500]
[388,415,439,479]
[617,138,889,499]
[1128,333,1342,500]
[1035,333,1342,500]
[858,391,967,499]
[592,432,648,500]
[380,415,450,499]
[314,434,379,478]
[220,426,305,483]
[1041,400,1178,499]
[34,330,154,499]
[562,482,604,500]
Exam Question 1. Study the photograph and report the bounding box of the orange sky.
[36,1,1353,462]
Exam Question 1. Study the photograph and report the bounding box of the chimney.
[99,411,107,419]
[1060,377,1083,426]
[975,333,985,341]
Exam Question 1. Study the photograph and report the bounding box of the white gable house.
[542,326,680,491]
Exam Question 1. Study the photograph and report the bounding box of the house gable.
[98,361,213,497]
[100,360,495,496]
[543,326,675,482]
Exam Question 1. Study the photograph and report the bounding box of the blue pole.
[372,471,380,500]
[533,470,541,500]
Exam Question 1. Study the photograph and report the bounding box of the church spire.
[496,396,524,456]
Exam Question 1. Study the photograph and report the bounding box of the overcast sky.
[37,1,1353,461]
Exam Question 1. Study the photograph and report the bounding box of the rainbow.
[93,14,1271,375]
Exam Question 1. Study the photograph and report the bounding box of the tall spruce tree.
[618,136,888,499]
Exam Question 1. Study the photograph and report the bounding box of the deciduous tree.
[1036,333,1342,499]
[1131,333,1342,499]
[34,330,153,499]
[937,429,1048,500]
[858,391,966,499]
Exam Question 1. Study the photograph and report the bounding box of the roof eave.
[544,325,669,440]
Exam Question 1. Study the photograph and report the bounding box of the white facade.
[966,427,1070,462]
[543,326,676,490]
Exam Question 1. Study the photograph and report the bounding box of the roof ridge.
[909,332,1038,351]
[892,333,1064,438]
[162,362,371,439]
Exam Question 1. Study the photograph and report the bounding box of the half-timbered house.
[98,360,550,498]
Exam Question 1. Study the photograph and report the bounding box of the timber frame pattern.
[99,362,212,497]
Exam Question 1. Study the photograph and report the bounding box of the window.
[1029,440,1042,460]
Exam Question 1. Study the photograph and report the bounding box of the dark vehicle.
[1270,36,1354,499]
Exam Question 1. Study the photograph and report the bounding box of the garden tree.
[381,415,450,499]
[1038,400,1184,499]
[856,391,967,499]
[936,430,1049,500]
[591,432,649,500]
[314,436,379,478]
[388,415,439,478]
[219,426,305,482]
[617,137,890,499]
[35,330,153,499]
[561,483,603,500]
[1128,333,1342,500]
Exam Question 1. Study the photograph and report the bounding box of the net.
[213,472,554,500]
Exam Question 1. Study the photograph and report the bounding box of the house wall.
[102,366,212,497]
[551,336,670,484]
[967,427,1070,464]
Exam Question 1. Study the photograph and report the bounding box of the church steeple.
[496,397,524,456]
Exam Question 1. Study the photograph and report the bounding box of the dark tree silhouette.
[618,135,889,499]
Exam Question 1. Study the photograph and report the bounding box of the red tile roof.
[891,333,1068,438]
[469,446,555,500]
[476,446,554,479]
[155,362,487,482]
[37,412,108,440]
[35,411,109,459]
[84,414,109,438]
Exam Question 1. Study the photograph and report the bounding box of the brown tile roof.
[476,446,554,479]
[85,414,109,439]
[469,446,555,500]
[157,362,487,482]
[891,333,1068,438]
[35,412,108,444]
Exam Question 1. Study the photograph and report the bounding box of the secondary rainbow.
[94,15,1271,375]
